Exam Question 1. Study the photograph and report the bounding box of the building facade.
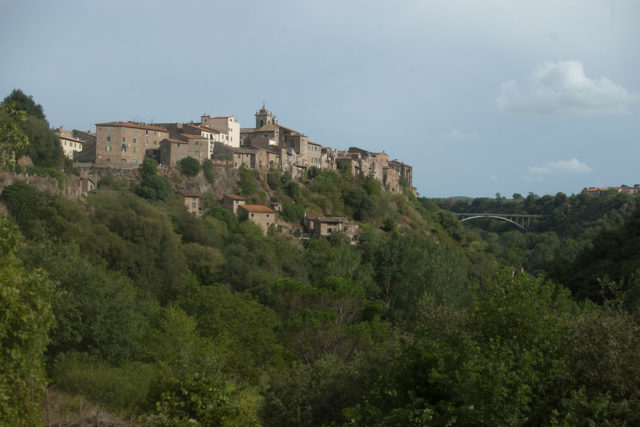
[55,127,84,159]
[95,122,169,166]
[201,115,240,148]
[238,204,275,234]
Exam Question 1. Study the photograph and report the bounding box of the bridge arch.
[459,215,526,231]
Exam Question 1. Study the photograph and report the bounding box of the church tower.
[255,104,277,128]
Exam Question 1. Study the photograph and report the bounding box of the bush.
[179,156,200,177]
[238,167,258,196]
[137,159,173,201]
[202,159,215,184]
[51,355,157,412]
[267,169,282,191]
[281,201,305,224]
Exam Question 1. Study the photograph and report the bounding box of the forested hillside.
[2,165,640,425]
[2,93,640,426]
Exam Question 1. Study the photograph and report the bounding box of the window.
[146,139,149,145]
[131,159,137,165]
[195,140,198,146]
[122,137,126,143]
[154,141,157,145]
[121,144,126,153]
[122,159,126,164]
[195,150,198,155]
[145,130,148,135]
[133,147,136,153]
[105,146,112,152]
[133,138,136,144]
[107,136,111,142]
[191,202,196,208]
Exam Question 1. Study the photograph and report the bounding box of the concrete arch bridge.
[453,213,545,231]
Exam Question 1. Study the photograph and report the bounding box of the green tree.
[20,115,65,167]
[178,156,200,177]
[0,216,53,425]
[202,158,215,184]
[3,89,45,119]
[343,187,373,221]
[0,100,29,169]
[137,158,173,201]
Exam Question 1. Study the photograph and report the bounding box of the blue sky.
[1,0,638,197]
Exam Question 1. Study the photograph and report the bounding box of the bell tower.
[255,103,277,128]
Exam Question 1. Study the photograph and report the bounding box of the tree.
[178,156,200,177]
[202,158,215,183]
[137,158,173,201]
[0,216,53,425]
[3,89,45,119]
[21,115,65,167]
[0,101,29,169]
[343,187,373,221]
[3,90,64,168]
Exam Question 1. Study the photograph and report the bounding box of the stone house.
[95,122,169,166]
[179,189,200,216]
[238,204,276,234]
[222,193,245,214]
[201,115,240,148]
[304,212,358,239]
[55,127,84,159]
[159,133,208,167]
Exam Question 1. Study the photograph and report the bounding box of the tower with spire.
[255,103,278,128]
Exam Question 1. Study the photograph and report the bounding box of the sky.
[1,0,639,197]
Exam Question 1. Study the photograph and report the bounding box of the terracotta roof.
[306,212,344,223]
[179,190,200,197]
[181,133,206,139]
[240,204,275,214]
[307,140,321,146]
[223,193,245,201]
[96,121,168,132]
[232,147,259,154]
[306,212,323,221]
[188,124,222,134]
[57,135,83,144]
[255,123,305,136]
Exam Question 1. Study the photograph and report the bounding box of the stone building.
[201,115,240,148]
[221,193,245,214]
[95,122,169,166]
[304,212,358,239]
[55,127,84,159]
[179,189,200,216]
[159,134,208,167]
[238,204,275,234]
[240,105,326,178]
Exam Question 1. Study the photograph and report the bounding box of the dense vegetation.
[2,92,640,425]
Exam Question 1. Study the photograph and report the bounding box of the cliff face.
[0,171,84,199]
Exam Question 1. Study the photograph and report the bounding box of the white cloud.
[497,61,638,115]
[448,129,479,140]
[529,158,594,176]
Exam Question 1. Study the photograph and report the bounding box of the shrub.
[202,159,215,184]
[179,156,200,177]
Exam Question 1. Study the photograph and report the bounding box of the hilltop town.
[36,105,415,235]
[56,105,415,195]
